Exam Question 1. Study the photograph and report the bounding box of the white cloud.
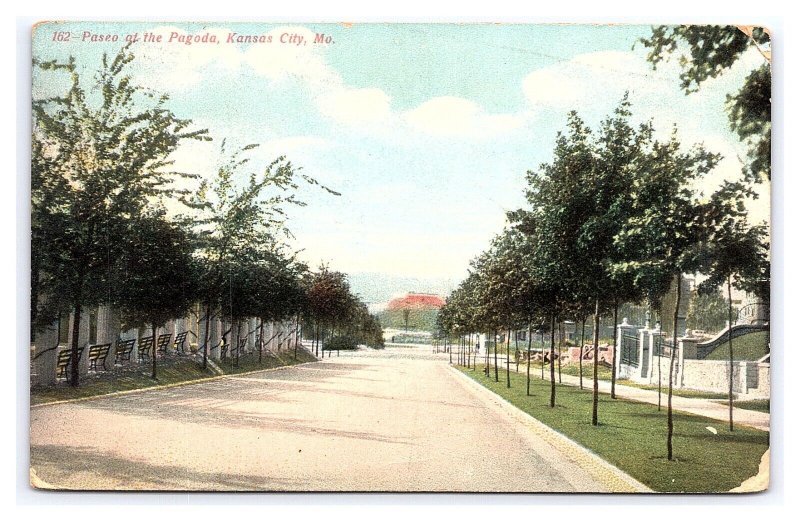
[522,50,665,109]
[402,96,525,139]
[243,26,338,89]
[316,88,392,125]
[131,25,337,92]
[132,26,242,91]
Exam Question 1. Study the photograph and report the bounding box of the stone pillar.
[678,332,698,388]
[32,319,59,386]
[247,318,257,352]
[96,305,121,370]
[615,318,638,379]
[646,329,662,382]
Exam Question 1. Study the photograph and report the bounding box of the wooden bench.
[156,333,172,355]
[173,331,188,354]
[231,337,247,359]
[114,338,136,365]
[138,336,154,362]
[87,343,112,371]
[56,346,85,379]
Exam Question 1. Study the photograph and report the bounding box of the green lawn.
[31,349,316,406]
[725,400,770,413]
[704,331,769,361]
[621,382,730,400]
[460,367,769,493]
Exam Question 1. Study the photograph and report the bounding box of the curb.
[447,364,652,493]
[30,359,320,409]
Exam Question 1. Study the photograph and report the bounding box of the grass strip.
[459,366,769,493]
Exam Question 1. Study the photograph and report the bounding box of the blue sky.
[32,22,770,298]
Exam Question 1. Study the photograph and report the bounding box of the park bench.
[173,331,188,354]
[114,338,136,365]
[87,343,112,372]
[156,333,172,356]
[231,337,248,359]
[56,346,85,379]
[138,336,154,362]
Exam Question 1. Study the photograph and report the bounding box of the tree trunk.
[667,274,682,461]
[526,322,532,396]
[485,335,490,377]
[69,298,83,387]
[315,323,320,358]
[549,315,556,408]
[728,275,734,431]
[449,336,453,364]
[202,303,211,370]
[592,297,600,426]
[657,309,662,411]
[506,328,511,388]
[295,317,300,361]
[541,330,545,380]
[611,299,618,399]
[235,319,240,367]
[557,319,562,384]
[579,317,586,390]
[259,318,264,364]
[151,322,158,380]
[493,329,499,382]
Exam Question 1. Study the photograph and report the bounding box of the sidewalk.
[483,359,770,431]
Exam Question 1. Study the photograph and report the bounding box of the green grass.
[704,331,769,361]
[722,400,770,413]
[509,360,733,399]
[460,367,769,493]
[621,382,730,400]
[558,362,614,381]
[31,349,316,406]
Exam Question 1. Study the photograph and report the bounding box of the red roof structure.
[386,293,445,311]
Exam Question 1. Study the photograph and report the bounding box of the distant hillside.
[377,292,445,332]
[377,308,440,332]
[347,272,456,306]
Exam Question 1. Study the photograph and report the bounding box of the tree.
[686,290,730,334]
[185,141,335,368]
[640,26,771,182]
[113,213,197,380]
[306,266,355,357]
[613,128,720,460]
[32,45,208,386]
[696,182,769,431]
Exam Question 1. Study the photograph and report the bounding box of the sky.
[32,22,771,300]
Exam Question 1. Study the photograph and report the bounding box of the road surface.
[30,346,643,492]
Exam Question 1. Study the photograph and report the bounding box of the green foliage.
[378,308,439,331]
[686,290,730,333]
[323,335,358,351]
[113,212,198,332]
[640,25,771,181]
[31,44,209,333]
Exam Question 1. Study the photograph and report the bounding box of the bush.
[323,335,359,351]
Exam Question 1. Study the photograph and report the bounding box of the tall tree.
[697,181,769,431]
[640,26,771,182]
[114,212,197,380]
[32,45,208,386]
[613,129,720,460]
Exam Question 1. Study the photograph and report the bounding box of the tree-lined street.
[30,346,643,492]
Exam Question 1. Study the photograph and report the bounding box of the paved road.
[30,347,642,492]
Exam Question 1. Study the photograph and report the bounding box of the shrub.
[323,335,359,351]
